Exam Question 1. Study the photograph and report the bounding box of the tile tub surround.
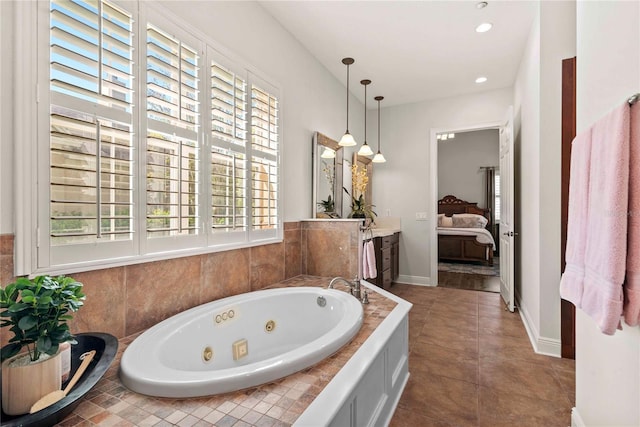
[0,222,303,343]
[301,219,361,278]
[54,276,399,426]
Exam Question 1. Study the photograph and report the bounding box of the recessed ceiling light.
[476,1,488,9]
[476,22,493,33]
[475,76,488,84]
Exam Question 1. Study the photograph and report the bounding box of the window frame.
[16,0,282,276]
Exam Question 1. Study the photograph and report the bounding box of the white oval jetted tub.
[119,287,364,398]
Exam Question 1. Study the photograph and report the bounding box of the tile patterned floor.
[389,282,575,427]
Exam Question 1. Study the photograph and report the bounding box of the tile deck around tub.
[56,276,398,426]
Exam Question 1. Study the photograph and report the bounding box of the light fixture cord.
[377,99,380,151]
[364,84,367,143]
[346,64,350,132]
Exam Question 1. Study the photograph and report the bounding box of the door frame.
[429,120,501,287]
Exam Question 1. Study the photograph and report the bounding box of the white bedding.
[437,227,496,250]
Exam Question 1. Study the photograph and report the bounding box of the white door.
[499,106,516,312]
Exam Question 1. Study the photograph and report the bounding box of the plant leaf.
[0,343,22,362]
[17,315,38,331]
[36,336,52,353]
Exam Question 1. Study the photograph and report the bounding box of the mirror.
[312,132,343,218]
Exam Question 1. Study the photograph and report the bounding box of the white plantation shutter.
[34,1,282,272]
[251,84,279,231]
[49,0,134,252]
[210,61,248,237]
[145,24,201,239]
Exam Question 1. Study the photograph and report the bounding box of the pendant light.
[339,58,357,147]
[320,147,336,159]
[372,96,387,163]
[357,79,374,156]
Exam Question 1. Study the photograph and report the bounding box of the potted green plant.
[0,275,85,415]
[348,193,377,220]
[343,187,377,220]
[317,195,335,213]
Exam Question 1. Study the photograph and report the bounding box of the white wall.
[0,0,364,235]
[574,1,640,426]
[438,129,499,208]
[513,1,575,356]
[157,1,365,223]
[0,1,14,234]
[371,88,512,284]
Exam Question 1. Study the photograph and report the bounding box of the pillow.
[452,213,488,228]
[441,216,453,227]
[437,213,445,227]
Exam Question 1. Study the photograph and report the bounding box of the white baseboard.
[518,299,562,357]
[571,407,585,427]
[396,274,433,286]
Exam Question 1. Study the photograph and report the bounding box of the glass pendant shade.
[358,143,374,156]
[373,95,386,163]
[339,131,356,147]
[372,151,386,163]
[339,58,356,147]
[358,79,372,156]
[321,147,336,159]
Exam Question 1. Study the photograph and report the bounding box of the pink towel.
[366,240,377,279]
[362,240,378,279]
[624,103,640,326]
[560,103,630,335]
[362,240,370,279]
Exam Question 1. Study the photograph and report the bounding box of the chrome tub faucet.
[328,276,369,304]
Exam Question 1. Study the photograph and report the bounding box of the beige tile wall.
[302,220,360,279]
[0,220,358,343]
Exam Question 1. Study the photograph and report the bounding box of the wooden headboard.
[437,195,491,227]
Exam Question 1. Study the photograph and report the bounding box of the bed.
[437,195,495,266]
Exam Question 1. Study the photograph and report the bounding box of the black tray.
[1,332,118,427]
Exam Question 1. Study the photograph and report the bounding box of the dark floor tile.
[418,322,479,355]
[410,340,479,384]
[479,357,567,402]
[478,385,572,427]
[397,371,478,427]
[390,281,574,427]
[478,313,526,338]
[389,406,457,427]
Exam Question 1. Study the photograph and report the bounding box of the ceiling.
[259,0,537,108]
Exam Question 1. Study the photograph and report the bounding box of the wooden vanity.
[371,231,400,289]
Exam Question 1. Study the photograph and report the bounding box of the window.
[34,0,281,273]
[251,85,278,230]
[210,61,247,237]
[48,0,136,266]
[145,24,200,239]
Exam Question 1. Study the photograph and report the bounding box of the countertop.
[368,227,401,238]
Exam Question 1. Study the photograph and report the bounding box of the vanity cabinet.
[373,232,399,289]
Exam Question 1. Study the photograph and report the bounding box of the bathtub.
[119,287,363,398]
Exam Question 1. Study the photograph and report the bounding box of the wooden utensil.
[29,350,96,413]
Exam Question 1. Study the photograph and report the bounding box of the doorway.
[429,121,501,291]
[435,128,501,292]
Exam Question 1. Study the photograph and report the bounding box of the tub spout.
[328,276,362,301]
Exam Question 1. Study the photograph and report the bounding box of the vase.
[350,211,366,219]
[2,350,62,415]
